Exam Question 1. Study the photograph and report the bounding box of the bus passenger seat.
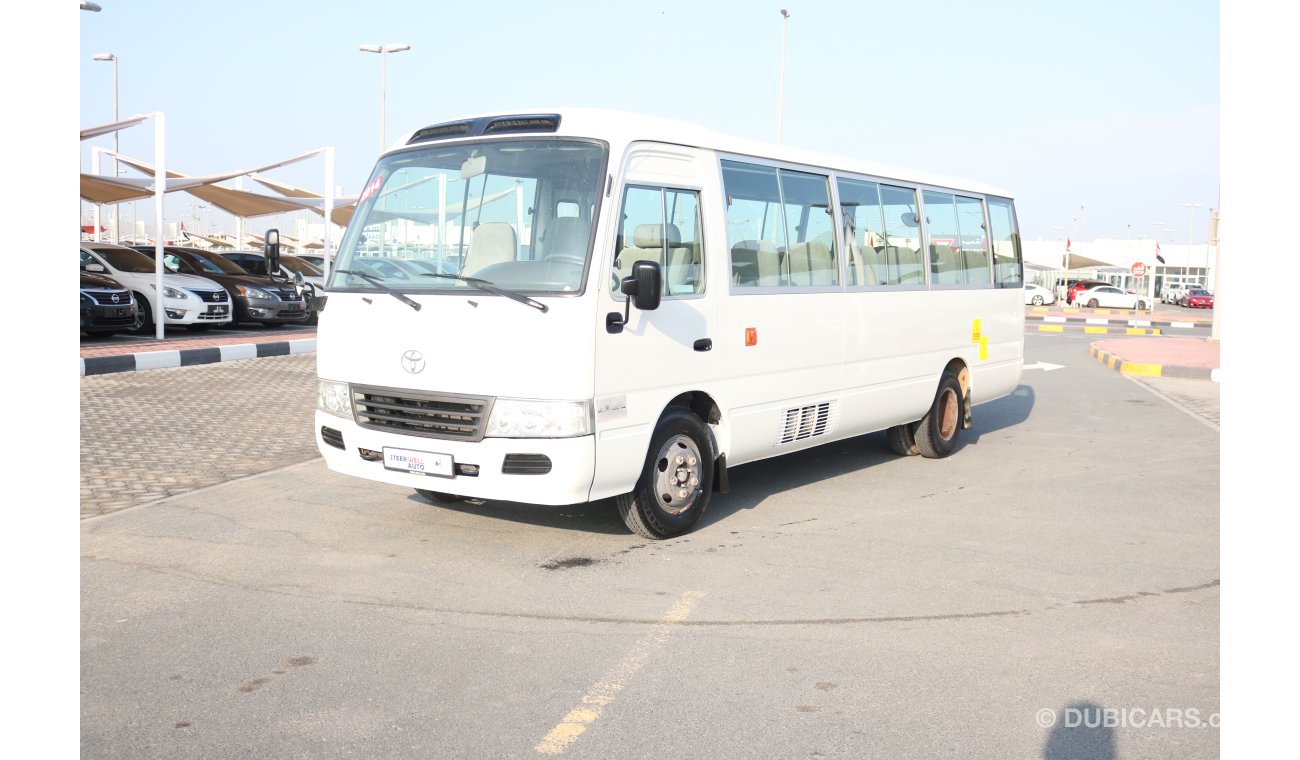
[461,223,516,276]
[730,239,780,286]
[856,244,879,286]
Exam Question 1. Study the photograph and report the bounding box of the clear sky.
[75,0,1219,243]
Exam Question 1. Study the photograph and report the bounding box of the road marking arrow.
[1024,362,1065,372]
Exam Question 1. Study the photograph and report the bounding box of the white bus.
[313,109,1025,539]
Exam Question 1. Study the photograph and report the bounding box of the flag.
[1155,241,1165,264]
[1066,237,1072,252]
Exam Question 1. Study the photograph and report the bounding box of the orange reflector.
[745,328,757,346]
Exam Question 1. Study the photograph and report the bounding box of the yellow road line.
[535,590,706,755]
[1036,325,1065,333]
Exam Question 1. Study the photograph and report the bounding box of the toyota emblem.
[402,350,426,374]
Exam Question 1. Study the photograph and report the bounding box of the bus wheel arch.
[616,404,716,539]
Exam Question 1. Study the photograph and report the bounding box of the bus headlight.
[486,399,593,438]
[317,379,354,419]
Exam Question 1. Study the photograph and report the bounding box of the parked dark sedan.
[131,246,309,327]
[80,270,139,336]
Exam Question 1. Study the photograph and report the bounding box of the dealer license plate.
[383,447,454,477]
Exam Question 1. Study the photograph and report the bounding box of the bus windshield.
[330,139,607,295]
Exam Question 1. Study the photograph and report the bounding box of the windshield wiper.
[334,269,421,311]
[416,273,548,313]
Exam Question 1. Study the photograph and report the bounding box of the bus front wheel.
[915,371,964,459]
[616,407,714,540]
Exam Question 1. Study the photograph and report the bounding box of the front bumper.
[242,296,309,324]
[161,296,231,325]
[83,302,138,330]
[315,411,596,505]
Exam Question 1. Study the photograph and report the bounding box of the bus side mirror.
[621,260,662,311]
[265,228,281,276]
[606,260,662,333]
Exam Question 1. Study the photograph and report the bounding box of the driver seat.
[461,223,516,276]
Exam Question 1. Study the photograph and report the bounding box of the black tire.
[1137,300,1149,310]
[415,488,469,503]
[1031,295,1044,306]
[616,407,714,539]
[914,371,964,459]
[1086,298,1099,308]
[886,423,920,456]
[132,293,153,334]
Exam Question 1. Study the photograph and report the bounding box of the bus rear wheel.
[886,423,919,456]
[616,407,714,539]
[915,371,964,459]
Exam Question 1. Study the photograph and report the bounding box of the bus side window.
[987,196,1023,288]
[722,160,835,288]
[614,185,705,298]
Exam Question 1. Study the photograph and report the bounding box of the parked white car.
[1161,283,1197,304]
[1024,283,1057,306]
[80,242,233,332]
[1075,285,1151,310]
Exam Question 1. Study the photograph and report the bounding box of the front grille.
[84,289,132,306]
[353,385,492,442]
[195,289,229,303]
[273,288,302,302]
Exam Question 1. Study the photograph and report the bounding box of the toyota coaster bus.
[313,108,1025,539]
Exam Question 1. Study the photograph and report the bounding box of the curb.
[1033,324,1163,336]
[1026,313,1205,330]
[1087,342,1219,382]
[81,338,317,377]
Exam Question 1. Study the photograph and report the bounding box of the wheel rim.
[1033,296,1043,305]
[937,388,959,441]
[652,434,703,515]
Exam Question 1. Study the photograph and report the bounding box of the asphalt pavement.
[78,329,1221,759]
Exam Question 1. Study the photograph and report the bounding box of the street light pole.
[1182,201,1203,285]
[93,53,119,242]
[777,9,789,143]
[360,43,411,153]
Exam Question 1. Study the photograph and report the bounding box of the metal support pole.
[777,9,789,143]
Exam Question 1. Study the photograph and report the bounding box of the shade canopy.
[1062,253,1117,271]
[80,115,151,141]
[80,149,356,225]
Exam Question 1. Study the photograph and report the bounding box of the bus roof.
[393,107,1014,200]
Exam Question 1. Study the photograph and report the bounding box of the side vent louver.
[777,402,836,445]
